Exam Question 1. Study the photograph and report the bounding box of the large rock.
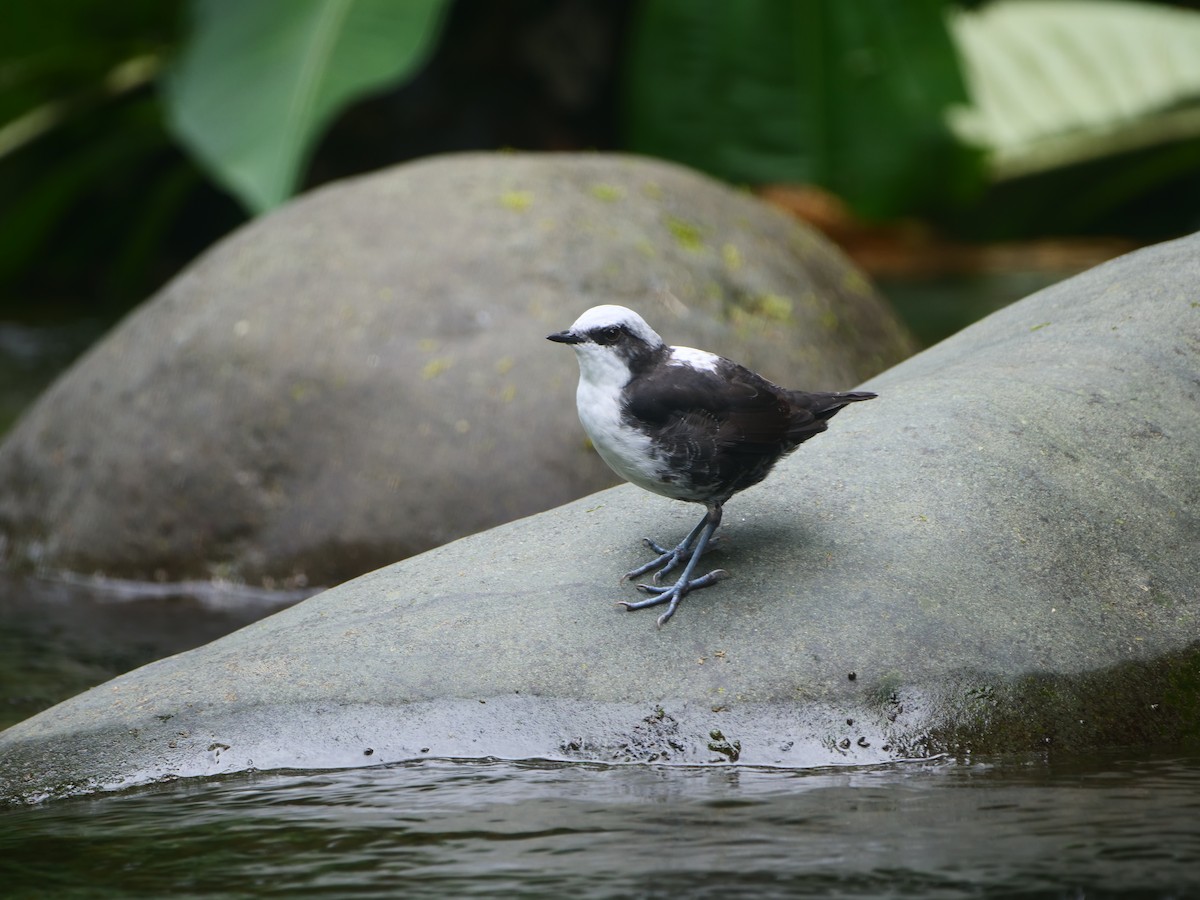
[0,153,911,588]
[2,234,1198,802]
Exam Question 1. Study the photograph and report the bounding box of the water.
[0,572,305,730]
[0,319,107,434]
[1,753,1198,897]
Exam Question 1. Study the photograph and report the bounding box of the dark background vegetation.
[4,0,1200,323]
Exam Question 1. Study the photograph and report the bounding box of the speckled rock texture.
[2,229,1198,804]
[0,152,911,588]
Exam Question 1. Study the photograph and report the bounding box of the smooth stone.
[1,233,1197,801]
[0,152,912,588]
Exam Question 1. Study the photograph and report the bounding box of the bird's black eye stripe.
[593,325,624,345]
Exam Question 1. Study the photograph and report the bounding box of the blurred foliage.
[945,0,1200,238]
[5,0,1200,321]
[950,1,1200,180]
[167,0,451,213]
[624,0,984,219]
[0,0,238,318]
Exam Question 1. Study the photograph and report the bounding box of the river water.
[2,752,1198,897]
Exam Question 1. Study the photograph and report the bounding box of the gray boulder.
[2,233,1197,802]
[0,153,911,588]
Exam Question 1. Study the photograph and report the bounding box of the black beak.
[547,330,583,344]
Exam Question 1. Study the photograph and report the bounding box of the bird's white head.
[547,305,667,388]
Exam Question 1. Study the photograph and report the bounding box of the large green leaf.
[949,0,1200,180]
[623,0,983,218]
[164,0,450,214]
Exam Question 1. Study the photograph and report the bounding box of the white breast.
[576,377,674,497]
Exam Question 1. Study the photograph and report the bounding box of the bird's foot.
[623,535,721,584]
[619,569,729,627]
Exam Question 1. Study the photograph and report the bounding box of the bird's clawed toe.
[642,537,671,556]
[617,508,724,625]
[624,529,720,584]
[622,543,682,583]
[618,568,728,626]
[633,568,728,597]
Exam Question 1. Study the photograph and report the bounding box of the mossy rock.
[2,233,1198,802]
[0,152,911,588]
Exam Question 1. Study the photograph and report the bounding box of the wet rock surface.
[2,234,1198,802]
[0,152,909,587]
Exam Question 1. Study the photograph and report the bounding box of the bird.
[548,304,876,626]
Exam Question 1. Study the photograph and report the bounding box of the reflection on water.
[0,572,305,730]
[0,319,106,434]
[1,753,1198,898]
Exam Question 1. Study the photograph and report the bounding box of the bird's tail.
[796,390,877,422]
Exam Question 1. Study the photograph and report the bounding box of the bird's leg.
[620,503,728,627]
[622,513,710,584]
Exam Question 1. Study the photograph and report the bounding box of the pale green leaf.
[949,0,1200,179]
[165,0,450,213]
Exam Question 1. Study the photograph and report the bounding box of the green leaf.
[164,0,450,213]
[949,0,1200,180]
[623,0,983,218]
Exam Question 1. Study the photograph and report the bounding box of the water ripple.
[1,753,1198,898]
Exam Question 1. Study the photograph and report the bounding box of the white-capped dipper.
[548,305,876,626]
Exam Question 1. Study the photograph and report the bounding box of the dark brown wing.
[622,360,826,501]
